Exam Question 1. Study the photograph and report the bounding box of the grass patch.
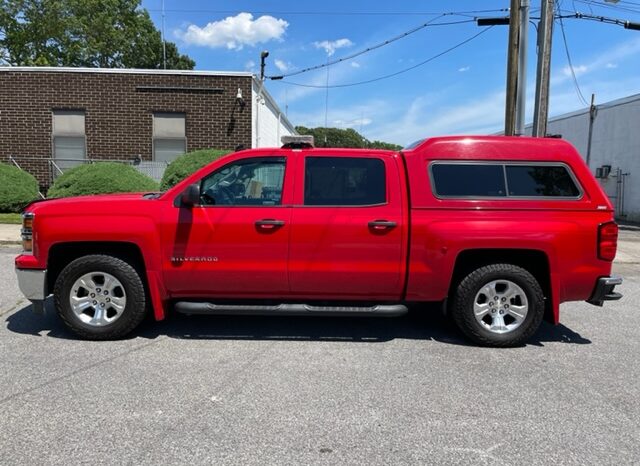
[0,213,22,224]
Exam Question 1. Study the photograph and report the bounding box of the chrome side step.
[174,302,408,317]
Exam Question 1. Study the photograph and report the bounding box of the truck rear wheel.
[451,264,544,347]
[53,255,147,340]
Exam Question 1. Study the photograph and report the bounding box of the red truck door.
[288,153,406,300]
[161,155,293,298]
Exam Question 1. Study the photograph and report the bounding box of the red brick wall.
[0,70,253,186]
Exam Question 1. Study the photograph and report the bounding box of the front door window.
[200,157,286,206]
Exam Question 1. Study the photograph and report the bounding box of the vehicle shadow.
[5,299,592,347]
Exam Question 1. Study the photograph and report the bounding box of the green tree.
[0,0,194,69]
[367,140,403,151]
[295,126,402,151]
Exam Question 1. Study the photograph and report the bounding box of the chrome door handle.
[368,220,397,230]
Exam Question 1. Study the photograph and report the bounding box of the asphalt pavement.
[1,244,639,465]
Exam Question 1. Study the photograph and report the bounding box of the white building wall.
[251,79,296,148]
[548,96,640,222]
[527,94,640,222]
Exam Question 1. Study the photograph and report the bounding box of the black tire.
[54,255,147,340]
[451,264,545,347]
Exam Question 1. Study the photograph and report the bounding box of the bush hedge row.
[160,149,230,191]
[0,163,40,212]
[47,163,158,198]
[3,148,232,210]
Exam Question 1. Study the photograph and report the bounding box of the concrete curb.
[0,224,21,244]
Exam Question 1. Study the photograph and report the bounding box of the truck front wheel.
[451,264,545,347]
[54,255,147,340]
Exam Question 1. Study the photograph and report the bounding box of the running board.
[174,302,408,317]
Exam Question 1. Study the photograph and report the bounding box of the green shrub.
[47,162,158,198]
[160,149,230,191]
[0,163,40,212]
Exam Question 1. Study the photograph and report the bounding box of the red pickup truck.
[15,136,622,346]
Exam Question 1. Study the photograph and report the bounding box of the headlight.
[21,212,34,254]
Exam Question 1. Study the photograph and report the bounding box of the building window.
[52,110,86,169]
[153,113,186,163]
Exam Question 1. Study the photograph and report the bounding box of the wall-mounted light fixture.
[235,87,245,110]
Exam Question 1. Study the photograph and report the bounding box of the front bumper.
[16,267,48,313]
[587,275,623,307]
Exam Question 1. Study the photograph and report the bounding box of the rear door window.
[431,164,506,197]
[304,157,386,206]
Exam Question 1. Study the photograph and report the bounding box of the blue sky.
[142,0,640,145]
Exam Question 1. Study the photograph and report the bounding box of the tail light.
[21,212,34,255]
[598,221,618,261]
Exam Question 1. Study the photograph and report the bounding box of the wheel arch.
[47,242,146,291]
[47,241,167,321]
[449,248,554,323]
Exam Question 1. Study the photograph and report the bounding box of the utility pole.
[515,0,530,135]
[256,51,269,148]
[504,0,521,136]
[586,93,597,167]
[161,0,167,69]
[532,0,555,137]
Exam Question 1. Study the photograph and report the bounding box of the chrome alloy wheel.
[69,272,127,326]
[473,279,529,334]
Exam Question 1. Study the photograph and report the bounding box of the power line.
[145,8,511,17]
[572,0,640,15]
[277,27,494,89]
[558,10,640,27]
[557,15,589,106]
[268,17,479,80]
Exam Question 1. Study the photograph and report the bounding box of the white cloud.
[274,59,290,72]
[288,100,387,130]
[244,60,256,71]
[552,37,640,86]
[562,64,588,77]
[606,63,618,69]
[351,61,361,68]
[333,117,372,128]
[176,13,288,50]
[458,66,470,72]
[371,91,507,144]
[313,38,353,56]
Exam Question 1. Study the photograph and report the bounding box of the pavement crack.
[0,299,27,317]
[0,338,164,406]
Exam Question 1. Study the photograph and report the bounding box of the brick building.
[0,67,296,187]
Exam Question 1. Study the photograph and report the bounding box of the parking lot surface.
[1,244,639,465]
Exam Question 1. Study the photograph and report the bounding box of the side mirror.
[180,184,200,207]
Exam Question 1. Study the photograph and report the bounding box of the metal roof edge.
[525,92,640,129]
